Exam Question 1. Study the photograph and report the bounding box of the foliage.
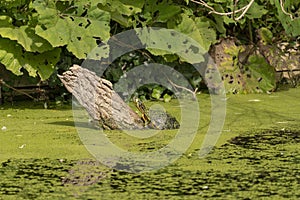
[245,55,276,92]
[272,0,300,36]
[0,0,111,80]
[214,38,277,94]
[33,0,110,58]
[109,50,201,101]
[0,0,299,97]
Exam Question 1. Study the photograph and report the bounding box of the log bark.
[58,64,144,130]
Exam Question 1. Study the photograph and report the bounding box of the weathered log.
[58,64,145,130]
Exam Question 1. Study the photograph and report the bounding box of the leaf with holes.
[136,28,206,63]
[143,0,181,23]
[170,13,216,51]
[0,15,53,53]
[24,48,61,80]
[0,37,61,80]
[98,0,144,27]
[246,55,276,92]
[33,0,110,59]
[0,25,53,53]
[217,42,266,94]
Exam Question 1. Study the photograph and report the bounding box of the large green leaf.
[0,37,24,76]
[0,37,61,80]
[0,24,53,53]
[98,0,144,27]
[136,28,206,64]
[246,55,276,92]
[99,0,144,16]
[245,2,268,19]
[33,0,69,47]
[33,0,111,59]
[274,0,300,36]
[218,42,276,94]
[219,45,247,94]
[143,0,181,23]
[24,48,61,80]
[170,13,216,52]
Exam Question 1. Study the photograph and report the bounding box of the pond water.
[0,88,299,199]
[0,128,299,199]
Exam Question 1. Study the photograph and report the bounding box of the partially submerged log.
[58,65,145,130]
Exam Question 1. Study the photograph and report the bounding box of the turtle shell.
[148,109,180,130]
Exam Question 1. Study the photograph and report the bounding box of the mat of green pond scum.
[0,129,299,199]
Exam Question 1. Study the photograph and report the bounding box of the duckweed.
[0,88,299,199]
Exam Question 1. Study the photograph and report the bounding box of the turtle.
[133,97,180,130]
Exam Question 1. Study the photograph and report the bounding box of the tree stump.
[58,65,145,130]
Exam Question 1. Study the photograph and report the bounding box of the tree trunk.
[58,64,144,130]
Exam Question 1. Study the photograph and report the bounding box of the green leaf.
[98,0,144,27]
[0,37,61,80]
[246,55,276,92]
[143,0,181,23]
[217,41,276,94]
[258,27,273,45]
[136,28,206,64]
[24,48,61,80]
[0,0,28,9]
[0,37,24,76]
[245,2,268,19]
[163,93,172,102]
[223,15,236,25]
[211,5,226,35]
[33,0,111,59]
[195,17,217,48]
[0,15,13,26]
[0,25,53,53]
[99,0,144,16]
[33,0,69,47]
[170,13,216,51]
[214,0,228,3]
[151,87,163,100]
[274,0,300,36]
[110,11,134,27]
[190,76,202,89]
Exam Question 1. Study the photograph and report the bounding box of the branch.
[235,0,254,21]
[190,0,255,21]
[166,77,198,100]
[280,0,294,20]
[0,79,36,101]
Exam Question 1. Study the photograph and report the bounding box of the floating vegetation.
[0,129,299,199]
